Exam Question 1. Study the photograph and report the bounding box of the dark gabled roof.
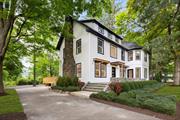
[56,19,143,51]
[122,41,143,50]
[79,19,123,40]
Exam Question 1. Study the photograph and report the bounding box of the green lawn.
[156,85,180,101]
[0,89,23,115]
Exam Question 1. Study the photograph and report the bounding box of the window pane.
[136,67,141,79]
[76,39,81,54]
[110,45,117,58]
[95,62,100,77]
[76,63,81,78]
[108,33,112,39]
[97,38,104,54]
[135,51,141,60]
[144,53,147,62]
[128,51,133,61]
[115,37,119,43]
[101,64,107,77]
[144,68,147,79]
[121,49,125,61]
[98,26,104,34]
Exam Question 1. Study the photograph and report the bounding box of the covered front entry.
[110,61,127,79]
[127,69,133,79]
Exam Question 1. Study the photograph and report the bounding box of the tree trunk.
[63,16,76,77]
[174,54,180,85]
[0,58,5,95]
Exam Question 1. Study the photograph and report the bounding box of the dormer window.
[98,26,104,34]
[108,32,112,39]
[115,37,119,43]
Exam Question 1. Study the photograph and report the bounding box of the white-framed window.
[76,63,81,78]
[128,51,133,61]
[144,68,147,79]
[121,49,125,61]
[98,26,104,34]
[76,39,81,54]
[115,37,119,43]
[136,67,141,79]
[110,44,117,58]
[97,38,104,54]
[95,62,107,78]
[135,50,141,60]
[144,53,147,62]
[108,32,112,39]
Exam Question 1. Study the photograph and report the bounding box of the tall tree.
[0,0,112,94]
[116,0,180,84]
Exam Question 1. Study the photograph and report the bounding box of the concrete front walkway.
[16,86,160,120]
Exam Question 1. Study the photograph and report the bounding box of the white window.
[128,51,133,61]
[108,32,112,39]
[76,39,81,54]
[97,38,104,54]
[98,26,104,34]
[144,68,147,79]
[95,62,107,78]
[110,44,117,58]
[144,53,147,62]
[136,67,141,79]
[115,37,119,43]
[121,49,125,61]
[135,50,141,60]
[76,63,81,78]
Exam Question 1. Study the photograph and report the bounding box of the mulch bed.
[176,102,180,120]
[0,112,27,120]
[91,97,180,120]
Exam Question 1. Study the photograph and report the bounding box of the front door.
[112,67,116,77]
[127,69,133,79]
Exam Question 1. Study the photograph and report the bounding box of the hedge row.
[90,91,176,115]
[121,80,159,92]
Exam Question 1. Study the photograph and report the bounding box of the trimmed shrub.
[57,76,79,87]
[90,90,176,115]
[17,79,39,85]
[121,80,160,92]
[109,82,123,95]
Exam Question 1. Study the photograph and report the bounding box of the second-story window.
[135,50,141,60]
[98,26,104,34]
[115,37,119,43]
[128,51,133,61]
[76,39,81,54]
[110,44,117,58]
[144,53,147,62]
[121,49,125,61]
[97,38,104,54]
[108,32,112,39]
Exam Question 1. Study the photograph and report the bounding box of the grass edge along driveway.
[0,89,23,115]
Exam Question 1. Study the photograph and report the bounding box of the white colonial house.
[57,19,149,86]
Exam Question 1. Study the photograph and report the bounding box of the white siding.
[59,21,150,83]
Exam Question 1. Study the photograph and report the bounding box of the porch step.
[83,83,107,92]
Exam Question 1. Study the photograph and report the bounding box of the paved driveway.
[16,86,160,120]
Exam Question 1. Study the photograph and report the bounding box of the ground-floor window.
[95,62,107,78]
[127,69,133,79]
[136,67,141,79]
[76,63,81,78]
[112,67,116,77]
[144,68,147,79]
